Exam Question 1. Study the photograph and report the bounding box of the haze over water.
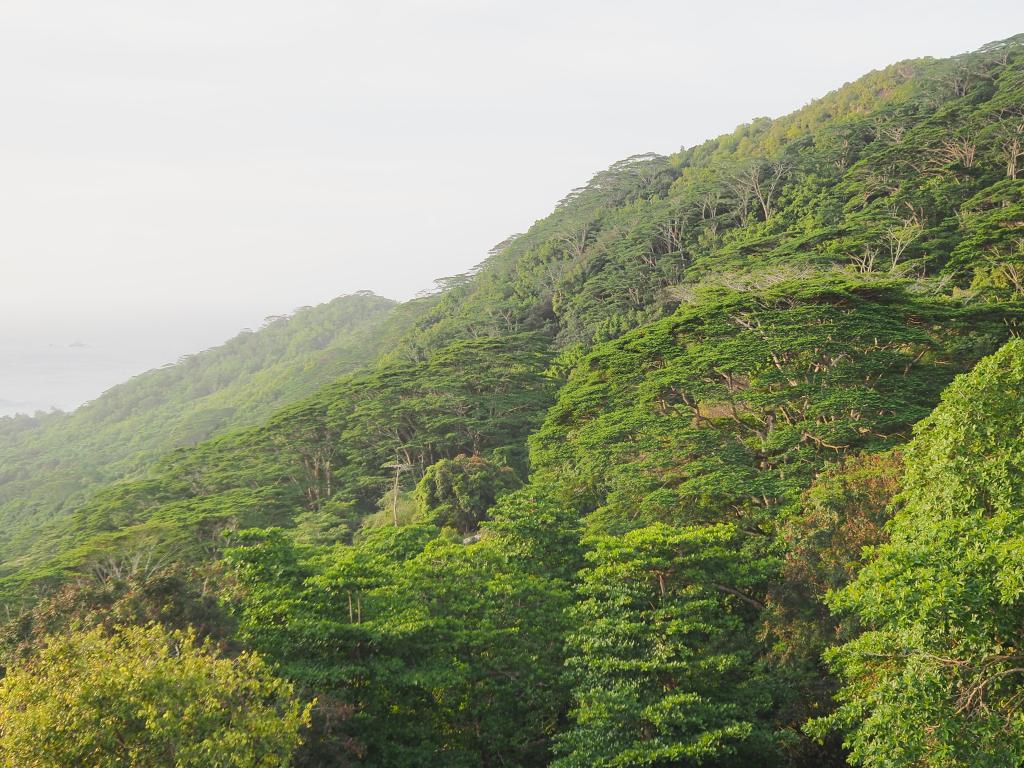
[0,342,166,416]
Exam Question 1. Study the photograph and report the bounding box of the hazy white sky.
[1,0,1023,413]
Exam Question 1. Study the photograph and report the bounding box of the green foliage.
[0,623,310,767]
[483,486,585,582]
[554,523,775,767]
[768,451,904,766]
[813,339,1024,766]
[399,35,1024,356]
[370,533,574,766]
[0,563,232,668]
[415,454,519,533]
[533,277,1018,537]
[292,497,363,546]
[0,333,554,599]
[782,451,903,602]
[226,492,580,767]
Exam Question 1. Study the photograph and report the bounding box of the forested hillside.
[2,35,1024,768]
[0,291,405,556]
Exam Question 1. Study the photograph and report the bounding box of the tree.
[291,497,362,546]
[884,212,923,271]
[374,533,575,767]
[993,105,1024,179]
[811,339,1024,767]
[781,451,902,604]
[766,451,904,768]
[414,454,518,534]
[554,523,776,768]
[0,563,231,667]
[727,160,789,222]
[0,623,310,768]
[226,505,576,768]
[225,525,442,767]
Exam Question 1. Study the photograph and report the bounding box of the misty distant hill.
[0,291,405,547]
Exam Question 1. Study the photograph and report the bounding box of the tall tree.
[0,624,309,768]
[554,523,776,767]
[812,339,1024,767]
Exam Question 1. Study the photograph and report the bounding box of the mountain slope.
[1,34,1024,768]
[397,34,1024,356]
[0,291,405,551]
[0,332,554,591]
[5,33,1023,596]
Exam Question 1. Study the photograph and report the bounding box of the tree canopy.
[0,624,310,768]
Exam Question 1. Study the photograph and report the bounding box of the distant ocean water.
[0,343,169,418]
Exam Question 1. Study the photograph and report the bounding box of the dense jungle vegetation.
[2,35,1024,767]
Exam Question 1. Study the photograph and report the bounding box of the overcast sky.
[2,0,1023,414]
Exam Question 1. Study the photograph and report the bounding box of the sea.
[0,342,169,418]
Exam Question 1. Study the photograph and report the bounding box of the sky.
[1,0,1023,415]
